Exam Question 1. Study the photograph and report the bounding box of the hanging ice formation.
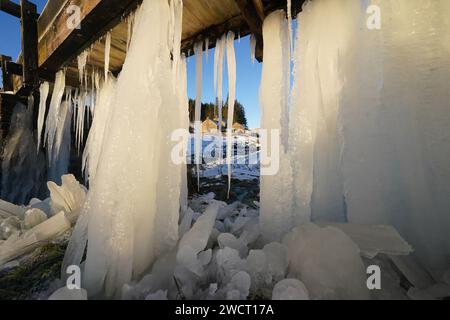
[65,0,187,298]
[280,0,450,278]
[37,81,49,152]
[43,69,72,184]
[250,34,256,64]
[82,76,117,182]
[75,90,87,153]
[1,98,46,204]
[104,31,111,79]
[225,31,236,198]
[259,10,294,242]
[204,38,209,63]
[194,41,203,190]
[214,34,226,165]
[77,48,89,85]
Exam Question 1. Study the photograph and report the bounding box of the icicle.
[79,0,184,297]
[37,82,49,152]
[77,49,89,83]
[226,31,236,198]
[238,33,241,43]
[83,76,117,182]
[178,54,189,209]
[259,10,293,242]
[205,37,209,63]
[250,33,256,64]
[104,31,111,80]
[194,41,203,190]
[171,0,183,88]
[75,91,87,153]
[126,13,134,51]
[287,0,293,56]
[216,35,226,166]
[45,69,66,164]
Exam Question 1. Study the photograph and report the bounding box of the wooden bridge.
[1,0,305,95]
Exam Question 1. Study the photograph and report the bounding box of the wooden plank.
[252,0,265,20]
[38,0,140,75]
[20,0,39,92]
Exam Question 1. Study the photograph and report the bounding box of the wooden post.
[0,55,14,92]
[19,0,39,94]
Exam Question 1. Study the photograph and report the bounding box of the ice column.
[225,31,236,197]
[259,10,294,242]
[81,0,184,298]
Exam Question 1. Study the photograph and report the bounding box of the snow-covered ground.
[188,133,260,181]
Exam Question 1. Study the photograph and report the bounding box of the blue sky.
[0,0,262,128]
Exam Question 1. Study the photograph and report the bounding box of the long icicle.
[45,69,66,164]
[37,82,49,152]
[226,31,236,198]
[194,41,203,191]
[217,34,226,167]
[104,31,112,80]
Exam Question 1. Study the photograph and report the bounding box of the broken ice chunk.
[145,290,168,300]
[226,271,251,300]
[48,287,87,300]
[178,203,219,253]
[283,223,370,300]
[29,198,52,217]
[263,242,288,282]
[217,233,248,257]
[47,174,86,216]
[22,208,48,230]
[0,217,21,240]
[272,279,310,300]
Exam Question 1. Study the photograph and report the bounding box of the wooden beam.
[0,0,21,18]
[38,0,140,75]
[181,14,251,58]
[20,0,39,93]
[0,55,14,92]
[235,0,264,62]
[251,0,265,21]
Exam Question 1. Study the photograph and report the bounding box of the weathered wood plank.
[0,56,14,92]
[0,0,22,18]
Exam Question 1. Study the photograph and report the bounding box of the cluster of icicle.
[35,25,117,185]
[260,0,450,278]
[62,0,189,298]
[194,30,237,196]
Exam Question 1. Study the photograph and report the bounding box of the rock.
[48,287,87,300]
[22,208,48,230]
[272,279,310,300]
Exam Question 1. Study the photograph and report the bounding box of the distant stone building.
[202,118,218,134]
[232,122,246,134]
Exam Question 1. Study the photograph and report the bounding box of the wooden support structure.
[19,0,39,95]
[0,55,14,92]
[235,0,264,62]
[0,0,22,18]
